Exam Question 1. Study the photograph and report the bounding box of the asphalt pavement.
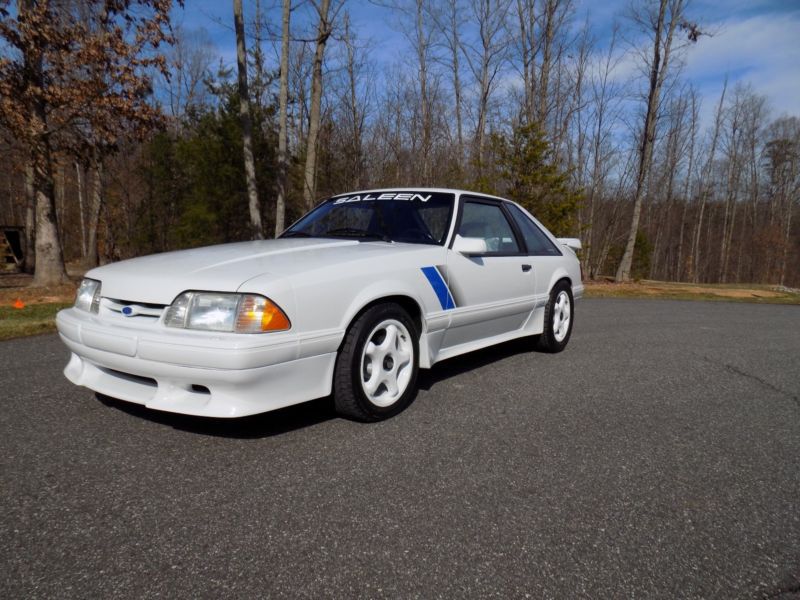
[1,299,799,598]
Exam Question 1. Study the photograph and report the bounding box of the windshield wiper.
[324,228,391,242]
[281,231,313,238]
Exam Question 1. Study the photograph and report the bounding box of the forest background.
[1,0,798,288]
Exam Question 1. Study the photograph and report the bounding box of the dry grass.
[0,302,73,341]
[0,269,81,303]
[585,279,800,304]
[0,273,78,341]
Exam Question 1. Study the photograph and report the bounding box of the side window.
[506,204,561,256]
[458,201,520,254]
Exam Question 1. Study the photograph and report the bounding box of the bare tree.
[162,27,216,121]
[337,12,370,189]
[735,88,767,281]
[86,152,104,266]
[461,0,511,172]
[537,0,562,124]
[413,0,433,183]
[764,117,800,286]
[514,0,536,122]
[690,77,726,283]
[289,39,311,149]
[583,25,625,278]
[274,0,291,235]
[378,0,438,182]
[434,0,466,160]
[302,0,333,211]
[616,0,689,282]
[23,163,35,273]
[648,91,690,279]
[233,0,264,239]
[74,161,87,259]
[675,86,699,280]
[717,84,749,282]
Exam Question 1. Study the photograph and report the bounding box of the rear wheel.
[536,281,573,353]
[334,303,419,421]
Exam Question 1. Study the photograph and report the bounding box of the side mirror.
[556,237,582,252]
[453,234,488,256]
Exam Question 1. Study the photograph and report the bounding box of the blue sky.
[174,0,800,121]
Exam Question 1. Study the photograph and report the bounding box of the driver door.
[440,197,536,350]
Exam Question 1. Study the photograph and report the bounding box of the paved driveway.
[1,299,798,598]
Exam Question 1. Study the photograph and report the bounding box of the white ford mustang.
[57,188,583,421]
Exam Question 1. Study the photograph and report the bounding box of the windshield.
[282,191,455,245]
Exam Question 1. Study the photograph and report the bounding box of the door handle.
[521,264,532,272]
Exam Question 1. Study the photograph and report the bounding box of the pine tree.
[484,122,581,236]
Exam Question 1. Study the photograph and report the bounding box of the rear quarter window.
[506,204,561,256]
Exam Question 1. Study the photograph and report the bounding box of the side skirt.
[427,305,545,367]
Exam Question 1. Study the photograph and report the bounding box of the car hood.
[87,238,434,304]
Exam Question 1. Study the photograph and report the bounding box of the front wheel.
[536,281,574,353]
[333,303,419,421]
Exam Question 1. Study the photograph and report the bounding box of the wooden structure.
[1,226,24,272]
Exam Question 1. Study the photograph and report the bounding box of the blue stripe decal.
[421,266,455,310]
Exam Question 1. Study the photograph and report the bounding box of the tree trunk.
[55,158,65,248]
[234,0,264,239]
[476,69,490,171]
[450,0,464,159]
[75,161,87,257]
[537,0,555,124]
[719,111,742,282]
[24,0,68,287]
[416,0,430,184]
[86,157,103,267]
[676,197,689,280]
[584,28,619,277]
[722,200,737,282]
[302,0,331,211]
[691,80,727,283]
[274,0,291,236]
[342,12,363,189]
[779,201,793,286]
[676,91,698,281]
[467,0,509,177]
[516,0,533,123]
[23,163,36,273]
[616,0,681,282]
[30,144,68,286]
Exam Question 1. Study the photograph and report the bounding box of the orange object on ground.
[13,299,25,309]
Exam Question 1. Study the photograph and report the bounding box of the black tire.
[333,303,420,422]
[536,281,574,353]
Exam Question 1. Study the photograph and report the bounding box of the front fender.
[339,279,432,333]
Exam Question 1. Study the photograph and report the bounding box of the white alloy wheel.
[552,290,571,342]
[359,318,414,407]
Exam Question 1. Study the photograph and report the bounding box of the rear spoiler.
[556,238,582,252]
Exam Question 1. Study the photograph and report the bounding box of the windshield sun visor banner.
[331,191,452,204]
[286,191,455,246]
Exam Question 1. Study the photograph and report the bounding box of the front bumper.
[56,308,340,417]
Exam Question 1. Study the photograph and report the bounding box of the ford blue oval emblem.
[122,306,133,316]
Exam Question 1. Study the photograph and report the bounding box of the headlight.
[75,278,101,313]
[164,292,290,333]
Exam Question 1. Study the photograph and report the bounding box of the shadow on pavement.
[96,393,337,439]
[418,336,535,391]
[95,335,537,438]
